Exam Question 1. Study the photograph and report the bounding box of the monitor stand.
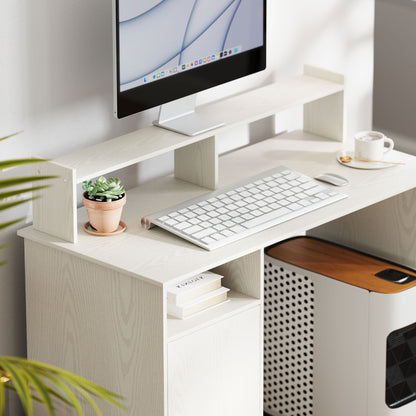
[153,94,224,137]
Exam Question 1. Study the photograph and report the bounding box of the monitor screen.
[114,0,266,121]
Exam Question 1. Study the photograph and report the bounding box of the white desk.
[18,67,416,415]
[19,132,416,415]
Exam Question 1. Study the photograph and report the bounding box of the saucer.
[83,221,127,236]
[336,151,402,170]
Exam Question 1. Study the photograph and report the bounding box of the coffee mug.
[354,131,394,160]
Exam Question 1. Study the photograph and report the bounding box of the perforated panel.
[264,256,314,416]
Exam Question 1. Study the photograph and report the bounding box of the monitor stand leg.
[153,94,224,137]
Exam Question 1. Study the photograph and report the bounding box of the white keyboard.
[141,166,347,250]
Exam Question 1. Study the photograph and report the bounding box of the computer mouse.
[314,172,349,186]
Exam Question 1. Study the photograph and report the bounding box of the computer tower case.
[264,237,416,416]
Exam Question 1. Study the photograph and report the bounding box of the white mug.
[354,131,394,160]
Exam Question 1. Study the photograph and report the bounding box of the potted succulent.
[82,176,126,234]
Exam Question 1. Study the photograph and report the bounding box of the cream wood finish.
[24,132,416,290]
[18,67,416,415]
[32,161,77,242]
[31,66,344,243]
[310,188,416,270]
[174,135,217,190]
[168,306,262,416]
[24,240,166,416]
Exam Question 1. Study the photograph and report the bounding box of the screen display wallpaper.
[118,0,264,92]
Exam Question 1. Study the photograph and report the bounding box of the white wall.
[373,0,416,155]
[0,0,374,375]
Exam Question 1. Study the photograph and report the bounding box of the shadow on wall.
[373,0,416,154]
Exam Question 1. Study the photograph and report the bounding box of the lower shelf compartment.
[167,290,260,342]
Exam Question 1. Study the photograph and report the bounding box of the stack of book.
[167,271,230,319]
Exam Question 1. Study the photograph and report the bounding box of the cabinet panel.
[167,306,262,416]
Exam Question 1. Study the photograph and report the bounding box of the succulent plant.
[82,177,125,202]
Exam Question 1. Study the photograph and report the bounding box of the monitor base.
[153,95,224,137]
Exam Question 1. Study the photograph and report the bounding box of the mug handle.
[383,137,394,154]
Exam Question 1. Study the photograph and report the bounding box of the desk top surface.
[19,132,416,287]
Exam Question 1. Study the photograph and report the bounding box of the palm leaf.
[0,176,55,190]
[0,359,32,415]
[34,370,84,416]
[0,376,5,416]
[1,357,125,415]
[0,158,47,170]
[21,359,124,406]
[0,218,24,231]
[18,367,54,416]
[0,186,46,201]
[0,197,36,213]
[0,132,20,142]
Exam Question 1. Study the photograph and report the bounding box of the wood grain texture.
[32,161,77,243]
[304,91,344,141]
[167,291,260,342]
[174,136,217,189]
[167,306,262,416]
[51,69,343,187]
[212,249,263,299]
[266,236,416,294]
[24,241,166,416]
[303,65,344,142]
[19,133,416,287]
[30,68,345,244]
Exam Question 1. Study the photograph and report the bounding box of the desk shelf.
[31,65,345,243]
[20,67,416,416]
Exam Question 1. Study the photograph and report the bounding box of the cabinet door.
[167,306,262,416]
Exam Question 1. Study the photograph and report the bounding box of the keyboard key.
[193,228,216,239]
[242,207,291,228]
[221,229,235,237]
[183,225,203,235]
[165,218,178,226]
[147,166,347,250]
[213,224,226,231]
[230,224,245,233]
[287,202,302,211]
[175,221,192,230]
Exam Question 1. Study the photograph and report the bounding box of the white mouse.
[314,172,349,186]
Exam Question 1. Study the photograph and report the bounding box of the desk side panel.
[309,189,416,269]
[32,161,77,243]
[24,240,166,416]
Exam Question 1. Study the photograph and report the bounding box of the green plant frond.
[0,158,48,171]
[0,359,32,416]
[12,358,125,410]
[35,371,84,416]
[0,132,21,142]
[70,383,103,416]
[57,373,125,409]
[0,176,56,190]
[4,377,73,409]
[0,377,5,416]
[0,197,37,212]
[0,218,25,231]
[18,366,54,416]
[0,186,46,201]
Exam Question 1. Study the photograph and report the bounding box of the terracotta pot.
[82,192,126,233]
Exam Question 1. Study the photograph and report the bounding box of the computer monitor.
[113,0,266,136]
